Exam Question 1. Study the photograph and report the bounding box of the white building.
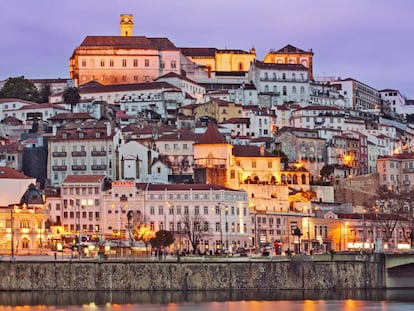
[47,120,122,187]
[248,60,310,107]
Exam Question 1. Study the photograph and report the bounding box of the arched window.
[264,85,269,92]
[283,86,287,96]
[281,174,287,184]
[301,174,307,184]
[292,86,297,94]
[270,176,277,184]
[293,174,298,184]
[20,219,30,229]
[244,176,252,184]
[292,73,296,81]
[273,85,277,93]
[287,174,292,184]
[22,238,29,249]
[253,176,260,184]
[300,86,305,95]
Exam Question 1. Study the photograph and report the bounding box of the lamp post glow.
[10,205,15,260]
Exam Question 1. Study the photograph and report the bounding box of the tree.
[0,76,40,102]
[320,164,335,179]
[150,230,174,250]
[127,210,154,245]
[364,187,414,249]
[62,87,80,112]
[181,213,211,254]
[39,85,51,103]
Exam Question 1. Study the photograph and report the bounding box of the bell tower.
[120,14,134,36]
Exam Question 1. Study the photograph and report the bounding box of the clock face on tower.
[124,17,129,22]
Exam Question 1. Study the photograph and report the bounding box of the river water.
[0,289,414,310]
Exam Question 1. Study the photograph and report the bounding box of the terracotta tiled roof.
[196,123,227,144]
[272,44,312,54]
[156,72,202,87]
[62,174,106,184]
[1,116,23,125]
[79,36,178,50]
[180,47,217,57]
[0,166,31,179]
[0,142,20,153]
[221,117,250,125]
[75,81,179,95]
[48,112,95,121]
[18,103,66,111]
[232,145,274,157]
[253,60,308,71]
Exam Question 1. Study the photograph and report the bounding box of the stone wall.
[0,256,385,291]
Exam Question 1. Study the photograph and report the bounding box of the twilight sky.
[1,0,413,98]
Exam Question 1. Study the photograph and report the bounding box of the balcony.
[52,165,67,171]
[402,168,414,173]
[91,151,106,157]
[52,152,67,157]
[71,151,87,157]
[92,165,107,171]
[72,165,87,171]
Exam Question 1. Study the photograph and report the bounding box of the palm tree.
[62,87,80,112]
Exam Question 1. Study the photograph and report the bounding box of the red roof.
[62,175,106,184]
[0,166,31,179]
[196,123,227,144]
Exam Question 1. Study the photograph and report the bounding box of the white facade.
[379,89,407,117]
[47,122,121,187]
[248,61,310,107]
[118,140,169,183]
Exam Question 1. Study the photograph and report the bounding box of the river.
[1,289,414,310]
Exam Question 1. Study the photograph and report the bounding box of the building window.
[145,59,149,67]
[109,60,114,67]
[100,59,105,67]
[171,61,176,69]
[81,60,87,67]
[133,59,138,67]
[160,62,165,69]
[122,59,127,67]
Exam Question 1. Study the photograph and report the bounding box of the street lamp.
[9,205,16,261]
[213,204,228,253]
[165,201,176,255]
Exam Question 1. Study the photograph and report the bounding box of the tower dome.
[20,183,46,205]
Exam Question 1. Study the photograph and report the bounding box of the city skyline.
[1,0,413,98]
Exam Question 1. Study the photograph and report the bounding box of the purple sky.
[1,1,413,98]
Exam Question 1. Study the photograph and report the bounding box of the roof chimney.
[260,145,265,156]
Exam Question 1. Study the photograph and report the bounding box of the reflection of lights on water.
[81,303,97,309]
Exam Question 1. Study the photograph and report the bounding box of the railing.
[52,165,67,171]
[71,151,87,157]
[92,165,107,170]
[72,165,87,171]
[52,152,67,157]
[91,151,106,157]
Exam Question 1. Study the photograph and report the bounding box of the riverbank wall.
[0,254,385,291]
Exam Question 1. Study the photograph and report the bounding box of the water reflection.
[2,289,413,307]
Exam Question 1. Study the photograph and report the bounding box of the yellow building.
[0,183,49,256]
[193,123,317,251]
[194,98,243,123]
[263,44,314,80]
[180,47,256,74]
[70,14,183,86]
